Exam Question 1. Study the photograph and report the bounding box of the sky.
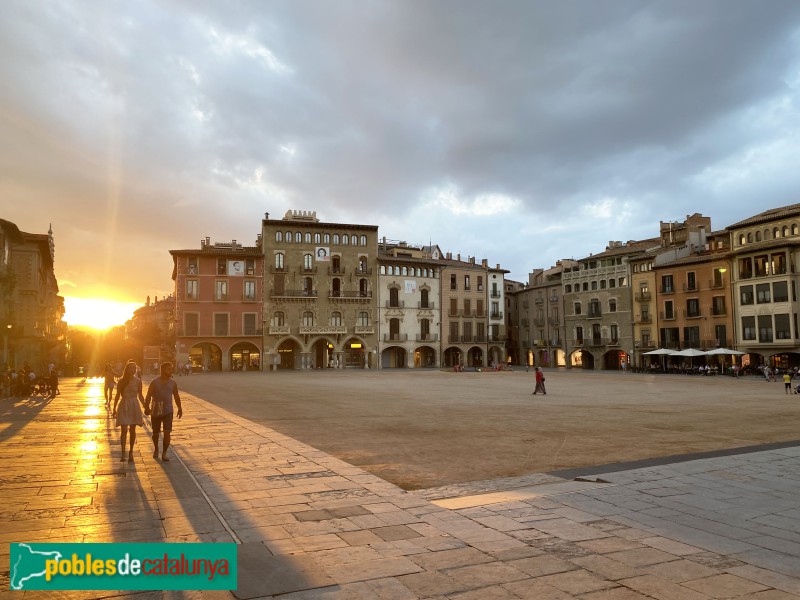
[3,1,800,325]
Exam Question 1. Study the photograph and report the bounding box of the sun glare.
[63,297,141,331]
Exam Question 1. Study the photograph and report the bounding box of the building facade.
[262,210,379,370]
[171,238,264,372]
[377,241,442,368]
[728,204,800,369]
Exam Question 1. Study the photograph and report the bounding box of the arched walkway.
[603,350,629,370]
[312,338,335,369]
[381,346,407,368]
[276,339,300,370]
[443,347,462,368]
[189,342,222,372]
[343,337,367,368]
[414,346,436,368]
[229,341,260,371]
[467,346,483,367]
[569,349,595,369]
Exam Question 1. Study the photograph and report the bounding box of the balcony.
[490,311,503,319]
[300,325,347,335]
[417,301,435,309]
[385,300,405,308]
[269,325,290,335]
[383,333,408,342]
[491,290,501,298]
[635,291,651,301]
[534,298,544,305]
[270,265,288,273]
[709,279,724,289]
[660,287,675,294]
[301,266,318,274]
[636,314,652,324]
[328,266,346,275]
[637,339,655,349]
[683,283,698,292]
[587,311,602,319]
[711,307,727,317]
[660,311,676,321]
[355,266,373,275]
[684,309,703,319]
[573,339,584,347]
[416,333,439,342]
[550,296,559,304]
[461,335,474,343]
[605,338,621,346]
[548,317,560,326]
[354,325,375,335]
[272,289,318,298]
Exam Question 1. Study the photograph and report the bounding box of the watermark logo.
[10,543,237,590]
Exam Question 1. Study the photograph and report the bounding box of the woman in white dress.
[112,361,145,463]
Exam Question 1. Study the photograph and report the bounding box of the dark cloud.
[2,0,800,297]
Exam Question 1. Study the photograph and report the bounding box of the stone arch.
[189,342,222,372]
[229,341,260,371]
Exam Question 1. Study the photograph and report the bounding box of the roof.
[169,246,262,257]
[579,237,660,261]
[726,203,800,230]
[0,219,25,244]
[655,250,731,269]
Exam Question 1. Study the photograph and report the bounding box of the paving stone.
[234,543,334,599]
[682,573,770,597]
[537,568,618,594]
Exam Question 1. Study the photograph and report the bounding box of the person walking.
[784,371,792,395]
[144,362,183,462]
[103,363,117,407]
[112,361,145,463]
[532,367,547,395]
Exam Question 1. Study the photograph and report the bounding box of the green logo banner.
[10,543,237,590]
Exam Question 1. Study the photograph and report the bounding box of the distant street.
[175,370,800,490]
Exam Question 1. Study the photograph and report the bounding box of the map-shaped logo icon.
[10,543,63,590]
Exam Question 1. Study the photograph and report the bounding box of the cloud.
[2,0,800,293]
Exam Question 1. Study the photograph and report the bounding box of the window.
[477,276,483,291]
[742,317,757,340]
[686,298,700,318]
[712,296,726,316]
[610,324,619,343]
[464,299,471,315]
[739,258,753,279]
[214,313,229,336]
[285,230,291,242]
[773,281,789,302]
[758,315,773,342]
[421,318,430,338]
[756,283,771,304]
[402,266,408,276]
[324,233,330,243]
[304,254,313,270]
[272,312,285,326]
[600,280,606,289]
[794,224,799,235]
[342,234,348,245]
[243,313,257,335]
[449,321,459,341]
[275,253,284,269]
[244,280,256,300]
[333,234,340,244]
[464,275,470,290]
[359,278,369,296]
[582,282,588,291]
[664,300,674,319]
[421,289,430,308]
[351,235,358,245]
[609,278,616,288]
[684,326,700,348]
[314,233,321,243]
[380,265,386,275]
[476,299,484,316]
[565,284,572,293]
[302,311,314,327]
[772,253,787,275]
[358,311,369,327]
[776,314,791,340]
[591,281,597,290]
[619,277,626,287]
[360,235,367,246]
[739,234,746,245]
[276,231,283,242]
[491,302,500,318]
[576,326,584,343]
[217,258,226,274]
[756,231,762,242]
[186,279,198,300]
[389,288,400,307]
[303,277,313,294]
[215,280,228,301]
[330,311,342,327]
[184,313,199,336]
[295,232,302,243]
[687,272,696,291]
[714,324,727,347]
[450,274,457,290]
[754,255,768,277]
[609,299,616,312]
[574,302,581,315]
[661,275,674,293]
[187,256,198,274]
[741,285,754,305]
[304,232,311,243]
[245,258,255,275]
[589,300,601,317]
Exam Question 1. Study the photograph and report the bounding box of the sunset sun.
[63,297,142,331]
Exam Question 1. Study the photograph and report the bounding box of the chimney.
[470,256,475,264]
[206,237,210,246]
[482,258,488,267]
[457,253,461,261]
